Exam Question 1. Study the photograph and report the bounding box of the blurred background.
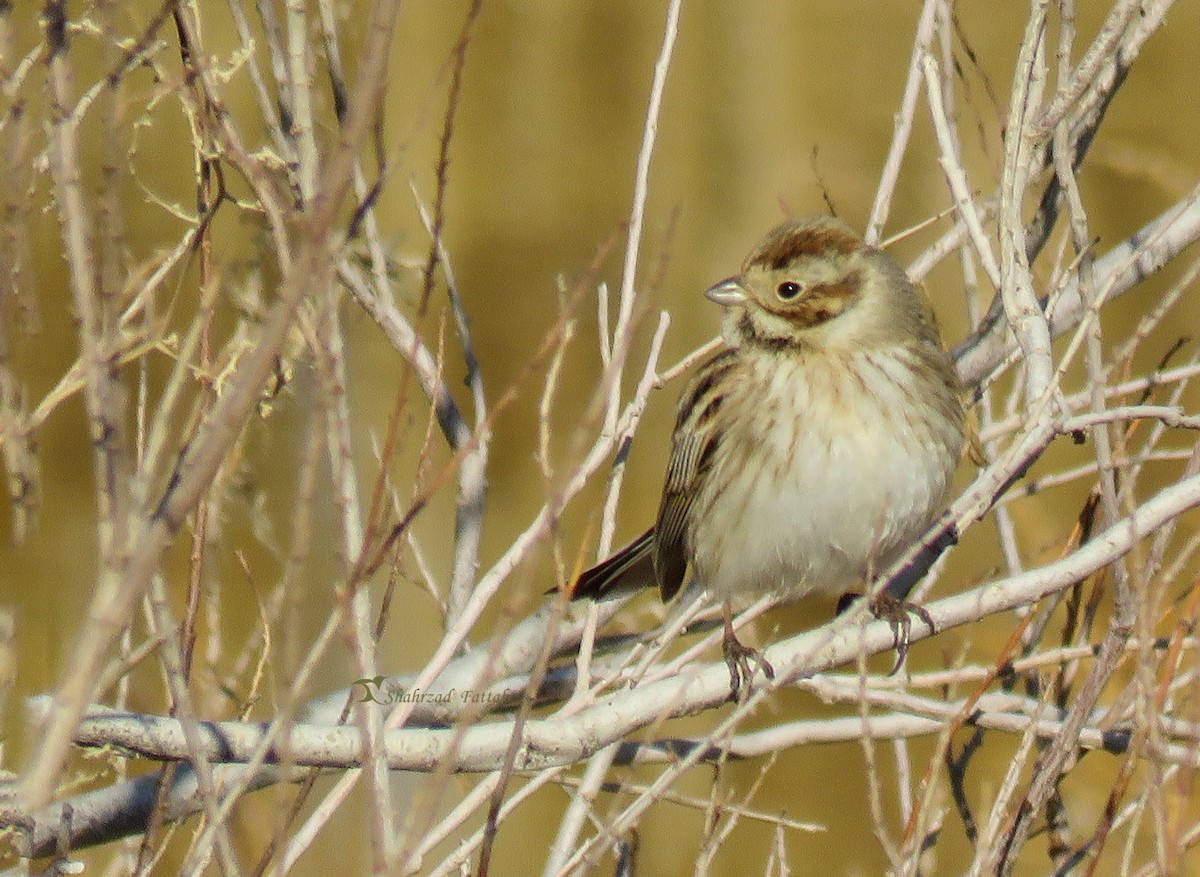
[2,1,1199,874]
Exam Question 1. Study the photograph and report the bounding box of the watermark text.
[352,677,504,706]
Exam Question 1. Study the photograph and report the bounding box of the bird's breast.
[690,346,962,602]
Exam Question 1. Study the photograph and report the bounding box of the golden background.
[2,2,1199,874]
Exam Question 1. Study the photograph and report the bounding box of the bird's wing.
[655,350,736,600]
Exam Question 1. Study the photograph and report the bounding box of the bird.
[567,216,965,698]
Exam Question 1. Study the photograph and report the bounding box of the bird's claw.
[722,606,774,701]
[869,592,935,674]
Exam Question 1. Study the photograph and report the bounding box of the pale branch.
[17,462,1200,857]
[954,186,1200,389]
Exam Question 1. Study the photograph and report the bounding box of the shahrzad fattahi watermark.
[352,676,505,706]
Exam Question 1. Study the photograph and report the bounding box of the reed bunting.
[569,216,965,697]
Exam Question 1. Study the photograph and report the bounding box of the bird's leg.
[722,600,775,701]
[868,592,935,674]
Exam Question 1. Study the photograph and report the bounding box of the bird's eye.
[777,281,802,300]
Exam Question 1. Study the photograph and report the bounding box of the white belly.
[690,349,960,602]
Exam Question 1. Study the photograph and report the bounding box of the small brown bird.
[568,216,965,697]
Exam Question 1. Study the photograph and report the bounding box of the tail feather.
[568,528,658,600]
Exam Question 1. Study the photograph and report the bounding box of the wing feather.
[654,350,737,599]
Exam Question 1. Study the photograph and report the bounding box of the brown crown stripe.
[747,224,860,271]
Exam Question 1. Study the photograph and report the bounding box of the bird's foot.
[722,603,774,702]
[868,592,935,674]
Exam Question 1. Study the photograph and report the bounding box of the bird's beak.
[704,278,747,306]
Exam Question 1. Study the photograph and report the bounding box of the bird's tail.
[566,527,657,600]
